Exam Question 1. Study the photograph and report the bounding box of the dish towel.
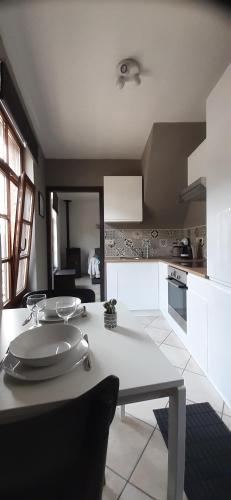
[88,257,100,278]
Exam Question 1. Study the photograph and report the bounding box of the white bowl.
[42,296,81,318]
[9,324,82,367]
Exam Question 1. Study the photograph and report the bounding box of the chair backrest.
[0,375,119,500]
[22,288,96,307]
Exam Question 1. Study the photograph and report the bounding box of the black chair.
[22,287,96,307]
[0,375,119,500]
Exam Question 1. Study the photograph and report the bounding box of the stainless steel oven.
[167,266,187,333]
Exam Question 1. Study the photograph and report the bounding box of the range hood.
[179,177,206,202]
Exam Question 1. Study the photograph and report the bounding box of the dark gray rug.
[154,402,231,500]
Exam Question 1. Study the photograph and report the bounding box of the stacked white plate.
[3,324,88,381]
[40,296,82,322]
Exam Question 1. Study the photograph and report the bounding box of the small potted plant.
[103,299,117,329]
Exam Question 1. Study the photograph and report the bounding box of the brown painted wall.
[46,124,206,230]
[141,122,206,228]
[45,159,141,187]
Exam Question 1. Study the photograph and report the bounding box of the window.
[0,107,35,307]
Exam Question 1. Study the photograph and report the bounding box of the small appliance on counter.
[180,238,193,259]
[172,244,182,258]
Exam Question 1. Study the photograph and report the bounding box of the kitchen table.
[0,302,186,500]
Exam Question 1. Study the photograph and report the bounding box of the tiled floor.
[104,311,231,500]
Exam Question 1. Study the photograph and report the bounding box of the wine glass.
[26,294,47,327]
[56,297,78,325]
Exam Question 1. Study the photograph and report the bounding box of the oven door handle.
[166,277,188,289]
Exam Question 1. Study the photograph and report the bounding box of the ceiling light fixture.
[116,58,141,89]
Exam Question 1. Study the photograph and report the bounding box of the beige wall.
[46,125,206,230]
[141,122,206,229]
[69,197,100,273]
[45,159,141,187]
[28,149,48,290]
[31,149,48,290]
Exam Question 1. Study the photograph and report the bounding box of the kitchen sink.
[118,256,154,260]
[119,256,141,260]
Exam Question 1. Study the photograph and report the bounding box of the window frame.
[13,172,35,300]
[0,105,35,308]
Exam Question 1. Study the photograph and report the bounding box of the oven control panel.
[168,266,187,286]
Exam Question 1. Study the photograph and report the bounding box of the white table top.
[0,303,183,415]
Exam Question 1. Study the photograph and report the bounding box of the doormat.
[154,402,231,500]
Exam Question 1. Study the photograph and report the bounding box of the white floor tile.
[103,468,126,500]
[183,370,223,413]
[223,403,231,417]
[134,310,161,318]
[144,325,170,345]
[149,315,172,332]
[160,344,190,369]
[163,331,186,350]
[130,429,188,500]
[120,483,152,500]
[107,412,153,479]
[185,357,205,376]
[222,414,231,431]
[126,398,168,428]
[130,429,168,500]
[136,316,156,327]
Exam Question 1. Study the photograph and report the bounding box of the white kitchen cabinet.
[106,263,118,300]
[206,64,231,285]
[106,262,158,311]
[158,265,231,406]
[158,262,168,314]
[187,274,209,373]
[207,281,231,407]
[104,176,143,222]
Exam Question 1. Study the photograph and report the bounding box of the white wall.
[59,201,67,269]
[59,195,100,274]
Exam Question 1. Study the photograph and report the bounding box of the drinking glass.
[26,294,47,327]
[56,297,78,325]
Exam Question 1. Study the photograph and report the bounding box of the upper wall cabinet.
[104,176,143,222]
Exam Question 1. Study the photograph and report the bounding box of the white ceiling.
[0,0,230,159]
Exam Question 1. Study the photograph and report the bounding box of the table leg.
[120,404,126,421]
[167,385,186,500]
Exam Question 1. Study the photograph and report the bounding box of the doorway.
[46,187,104,301]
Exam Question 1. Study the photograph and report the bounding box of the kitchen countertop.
[105,257,207,278]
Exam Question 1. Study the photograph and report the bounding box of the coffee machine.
[180,238,193,259]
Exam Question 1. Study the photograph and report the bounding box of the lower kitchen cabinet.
[207,280,231,407]
[186,274,231,406]
[187,275,209,373]
[107,260,231,407]
[159,262,168,314]
[106,262,159,310]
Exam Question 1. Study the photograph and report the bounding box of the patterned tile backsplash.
[105,225,207,260]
